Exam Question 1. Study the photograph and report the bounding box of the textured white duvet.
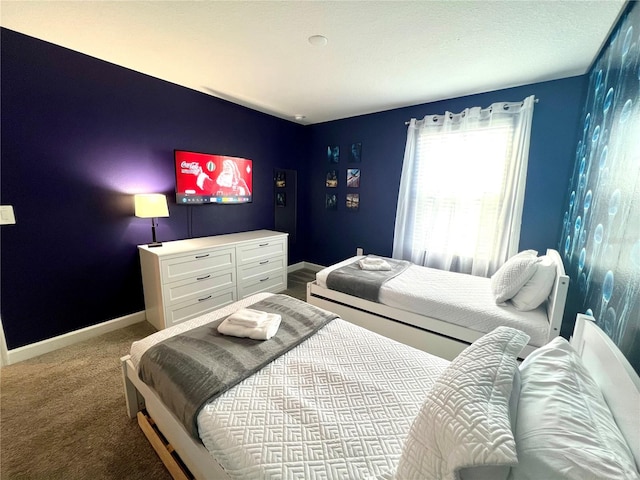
[131,293,449,480]
[317,257,549,347]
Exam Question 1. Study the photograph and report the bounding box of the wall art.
[346,193,359,211]
[326,193,337,210]
[327,145,339,163]
[347,168,360,188]
[350,142,362,162]
[326,169,338,187]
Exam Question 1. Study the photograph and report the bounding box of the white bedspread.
[197,318,448,479]
[131,293,449,480]
[317,257,549,347]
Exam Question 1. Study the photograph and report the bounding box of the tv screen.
[175,150,253,204]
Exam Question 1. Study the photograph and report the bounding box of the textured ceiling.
[0,1,627,124]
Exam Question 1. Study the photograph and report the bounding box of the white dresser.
[138,230,288,330]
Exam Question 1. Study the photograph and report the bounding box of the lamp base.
[148,221,163,248]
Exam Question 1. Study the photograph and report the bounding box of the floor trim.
[5,311,146,365]
[288,261,324,273]
[0,316,8,367]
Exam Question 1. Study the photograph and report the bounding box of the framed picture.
[347,168,360,188]
[276,192,286,207]
[275,171,286,188]
[349,142,362,163]
[327,145,340,164]
[326,169,338,187]
[346,193,360,210]
[325,194,337,210]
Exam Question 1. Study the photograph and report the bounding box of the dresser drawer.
[237,255,286,283]
[139,231,287,330]
[160,247,235,284]
[236,238,286,265]
[238,272,287,299]
[164,287,237,327]
[161,268,235,307]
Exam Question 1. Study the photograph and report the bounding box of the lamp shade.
[134,194,169,218]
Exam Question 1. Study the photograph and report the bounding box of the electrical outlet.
[0,206,16,225]
[356,247,364,256]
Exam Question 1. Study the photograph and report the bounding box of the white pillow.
[510,337,640,480]
[490,250,539,303]
[396,327,530,480]
[510,255,556,311]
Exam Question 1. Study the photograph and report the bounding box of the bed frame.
[306,248,569,360]
[121,355,228,480]
[120,313,639,479]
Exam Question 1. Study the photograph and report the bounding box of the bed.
[306,249,569,360]
[121,292,639,480]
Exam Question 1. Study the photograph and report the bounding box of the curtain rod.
[404,97,539,125]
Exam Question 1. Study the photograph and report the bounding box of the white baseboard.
[287,261,305,273]
[5,311,146,366]
[0,316,8,367]
[302,261,325,272]
[288,261,325,273]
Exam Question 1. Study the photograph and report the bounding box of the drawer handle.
[198,295,212,302]
[259,243,269,247]
[195,254,210,259]
[197,275,211,281]
[259,277,270,282]
[259,260,269,265]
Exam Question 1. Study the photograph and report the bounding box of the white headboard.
[545,248,569,340]
[571,314,640,469]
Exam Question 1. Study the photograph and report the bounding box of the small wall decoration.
[350,142,362,163]
[326,194,338,210]
[326,169,338,187]
[347,168,360,188]
[327,145,340,163]
[346,193,360,210]
[276,192,286,207]
[275,171,286,188]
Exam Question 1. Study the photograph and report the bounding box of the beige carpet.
[284,268,315,302]
[0,270,315,479]
[0,322,172,480]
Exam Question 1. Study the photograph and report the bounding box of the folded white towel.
[226,308,269,328]
[359,258,392,270]
[361,257,386,265]
[217,313,282,340]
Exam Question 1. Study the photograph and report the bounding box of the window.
[393,96,535,277]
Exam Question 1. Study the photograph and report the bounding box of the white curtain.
[392,95,535,277]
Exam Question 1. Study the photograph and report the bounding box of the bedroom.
[1,1,639,478]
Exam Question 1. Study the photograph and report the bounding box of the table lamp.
[134,194,169,247]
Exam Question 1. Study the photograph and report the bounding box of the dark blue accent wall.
[559,1,640,374]
[305,77,587,266]
[0,29,305,349]
[1,27,589,352]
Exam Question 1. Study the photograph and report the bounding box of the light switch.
[0,205,16,225]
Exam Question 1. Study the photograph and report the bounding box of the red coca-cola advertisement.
[174,150,253,204]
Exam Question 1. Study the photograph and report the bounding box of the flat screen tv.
[174,150,253,204]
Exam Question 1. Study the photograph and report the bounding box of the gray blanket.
[325,256,412,302]
[138,294,339,439]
